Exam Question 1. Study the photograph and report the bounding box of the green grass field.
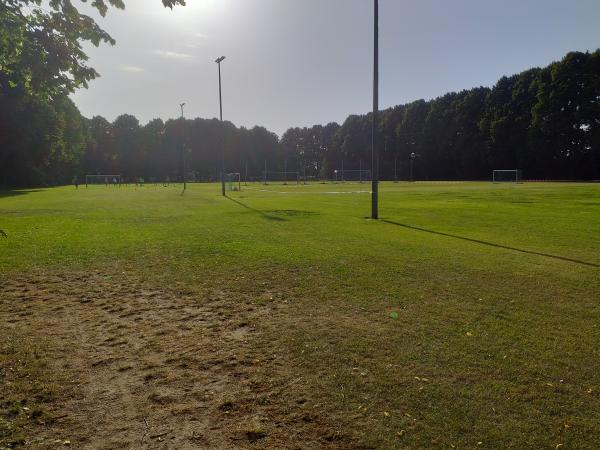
[1,182,599,448]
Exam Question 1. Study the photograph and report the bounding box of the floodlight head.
[180,102,186,108]
[215,56,226,63]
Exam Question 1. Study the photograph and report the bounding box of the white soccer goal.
[493,170,523,183]
[226,173,241,191]
[333,169,371,183]
[85,174,121,187]
[262,171,299,185]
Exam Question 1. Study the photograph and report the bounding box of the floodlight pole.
[371,0,380,219]
[216,56,226,196]
[180,102,186,192]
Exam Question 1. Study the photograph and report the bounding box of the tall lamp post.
[180,102,186,192]
[371,0,379,219]
[216,56,226,196]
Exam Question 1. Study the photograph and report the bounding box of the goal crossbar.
[333,169,371,182]
[262,171,300,184]
[493,169,523,183]
[225,172,241,191]
[85,174,122,187]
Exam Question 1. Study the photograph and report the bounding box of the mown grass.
[1,181,599,448]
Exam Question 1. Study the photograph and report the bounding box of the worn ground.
[1,271,355,449]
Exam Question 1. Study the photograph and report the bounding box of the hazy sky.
[70,0,600,135]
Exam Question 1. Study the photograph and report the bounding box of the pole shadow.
[381,219,599,268]
[226,196,287,222]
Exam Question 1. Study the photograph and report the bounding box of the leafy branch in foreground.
[0,0,185,100]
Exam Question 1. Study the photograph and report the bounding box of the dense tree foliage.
[1,50,598,187]
[0,81,86,186]
[0,0,182,186]
[81,115,280,182]
[292,50,599,181]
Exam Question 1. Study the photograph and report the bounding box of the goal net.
[85,174,121,187]
[333,169,371,183]
[262,171,299,185]
[226,173,241,191]
[493,170,523,183]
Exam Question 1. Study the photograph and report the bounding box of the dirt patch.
[0,271,356,449]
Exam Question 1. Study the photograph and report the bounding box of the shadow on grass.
[265,210,319,217]
[382,219,599,268]
[0,189,45,199]
[226,196,287,222]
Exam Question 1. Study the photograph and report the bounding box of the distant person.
[72,176,79,189]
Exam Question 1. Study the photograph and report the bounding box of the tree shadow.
[226,196,287,222]
[381,219,599,268]
[0,189,45,198]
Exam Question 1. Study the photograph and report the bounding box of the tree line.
[1,49,599,187]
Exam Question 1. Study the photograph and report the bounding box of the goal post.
[333,169,371,183]
[493,169,523,183]
[262,171,300,185]
[85,174,121,187]
[225,173,241,192]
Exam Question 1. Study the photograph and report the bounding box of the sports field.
[1,182,599,448]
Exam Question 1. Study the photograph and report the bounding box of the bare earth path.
[1,271,354,449]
